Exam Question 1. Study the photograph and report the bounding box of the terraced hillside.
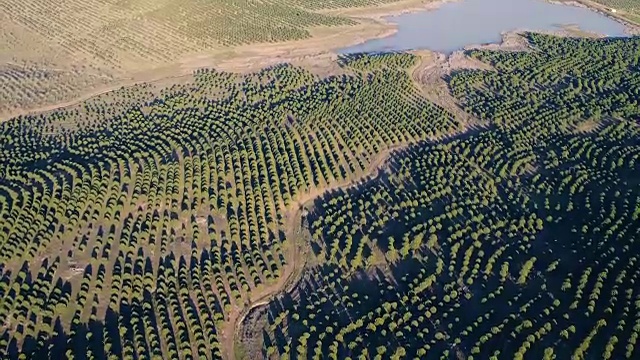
[250,34,640,359]
[0,52,459,359]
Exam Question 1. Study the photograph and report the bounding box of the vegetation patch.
[257,34,640,360]
[0,53,457,359]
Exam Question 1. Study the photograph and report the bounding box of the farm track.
[228,127,476,359]
[222,54,476,358]
[224,142,409,360]
[222,52,491,358]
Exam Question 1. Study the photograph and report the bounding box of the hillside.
[0,50,458,359]
[0,0,428,120]
[0,33,639,360]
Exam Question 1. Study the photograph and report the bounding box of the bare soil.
[410,50,485,126]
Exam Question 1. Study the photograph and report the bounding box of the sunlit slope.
[0,54,458,359]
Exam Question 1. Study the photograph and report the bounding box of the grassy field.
[0,33,639,360]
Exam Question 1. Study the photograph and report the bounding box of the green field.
[1,34,640,360]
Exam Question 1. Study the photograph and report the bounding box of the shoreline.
[459,24,606,53]
[2,0,637,122]
[547,0,640,35]
[0,0,456,122]
[441,24,612,71]
[321,0,461,54]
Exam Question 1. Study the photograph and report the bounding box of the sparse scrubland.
[0,26,639,360]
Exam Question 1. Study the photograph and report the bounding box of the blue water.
[338,0,628,54]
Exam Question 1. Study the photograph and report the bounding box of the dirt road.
[221,143,409,360]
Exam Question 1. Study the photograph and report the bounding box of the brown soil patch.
[573,118,606,133]
[410,50,484,126]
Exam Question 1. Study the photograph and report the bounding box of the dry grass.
[1,0,438,120]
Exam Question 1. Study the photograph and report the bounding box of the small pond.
[338,0,629,54]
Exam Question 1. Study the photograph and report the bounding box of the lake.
[338,0,629,55]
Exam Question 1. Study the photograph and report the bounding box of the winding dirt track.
[222,143,409,360]
[222,52,478,358]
